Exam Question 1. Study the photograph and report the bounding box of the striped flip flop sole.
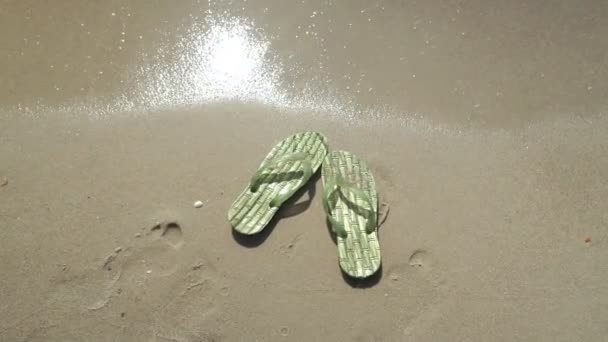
[228,132,328,235]
[322,151,381,278]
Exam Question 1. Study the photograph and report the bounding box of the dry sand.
[1,1,608,341]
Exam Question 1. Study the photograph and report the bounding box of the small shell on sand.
[193,200,204,208]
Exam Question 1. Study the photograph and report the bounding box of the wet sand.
[1,1,608,341]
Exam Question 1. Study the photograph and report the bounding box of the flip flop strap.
[249,151,313,208]
[322,175,377,238]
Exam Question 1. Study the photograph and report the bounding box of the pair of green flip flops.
[227,132,381,279]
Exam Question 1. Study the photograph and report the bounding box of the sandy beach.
[1,1,608,341]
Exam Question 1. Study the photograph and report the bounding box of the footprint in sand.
[407,249,429,268]
[116,219,226,339]
[386,249,439,285]
[121,220,185,278]
[41,215,227,340]
[143,256,228,341]
[153,221,184,249]
[348,250,445,341]
[77,219,187,312]
[99,220,185,282]
[385,249,449,338]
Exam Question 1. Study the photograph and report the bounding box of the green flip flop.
[322,151,381,278]
[228,132,328,235]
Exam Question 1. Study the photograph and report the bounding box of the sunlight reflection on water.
[135,15,287,109]
[50,13,412,128]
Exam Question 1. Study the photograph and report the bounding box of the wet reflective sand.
[1,1,607,341]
